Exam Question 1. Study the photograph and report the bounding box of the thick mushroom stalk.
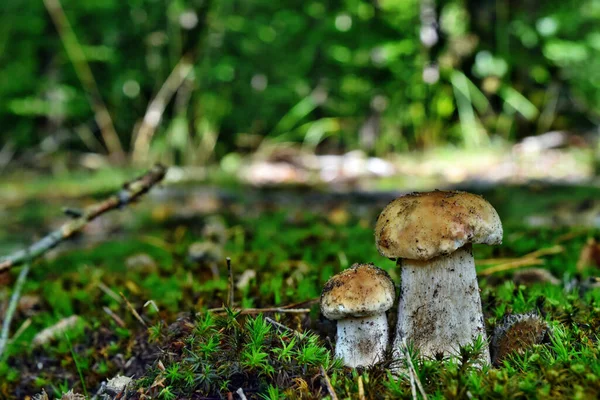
[375,190,502,365]
[336,314,389,368]
[395,245,488,362]
[321,263,395,368]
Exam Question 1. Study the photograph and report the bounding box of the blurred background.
[1,0,599,187]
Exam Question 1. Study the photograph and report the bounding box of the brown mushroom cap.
[375,190,502,261]
[320,263,395,320]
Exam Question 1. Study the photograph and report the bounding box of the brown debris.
[513,268,561,286]
[576,238,600,272]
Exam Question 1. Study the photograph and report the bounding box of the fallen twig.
[120,292,147,328]
[478,258,544,276]
[33,315,82,346]
[0,261,30,359]
[0,164,167,273]
[97,281,122,304]
[208,307,311,315]
[103,306,126,328]
[320,365,338,400]
[265,317,302,338]
[476,245,563,266]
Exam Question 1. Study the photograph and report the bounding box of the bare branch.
[320,365,338,400]
[0,164,167,273]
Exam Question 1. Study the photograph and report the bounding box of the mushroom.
[187,241,223,279]
[375,190,502,364]
[320,263,396,368]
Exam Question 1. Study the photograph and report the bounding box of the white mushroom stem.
[336,313,389,368]
[393,245,490,364]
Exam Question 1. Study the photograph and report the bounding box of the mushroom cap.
[375,190,502,261]
[187,241,223,263]
[320,263,395,320]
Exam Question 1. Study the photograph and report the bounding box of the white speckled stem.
[393,245,490,364]
[336,313,389,368]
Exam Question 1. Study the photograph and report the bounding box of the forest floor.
[1,163,600,399]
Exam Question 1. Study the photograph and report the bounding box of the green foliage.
[137,312,333,398]
[1,0,598,162]
[3,185,600,397]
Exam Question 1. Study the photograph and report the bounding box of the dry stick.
[476,245,564,266]
[132,56,194,164]
[478,258,544,277]
[0,262,31,359]
[103,306,126,328]
[320,365,339,400]
[97,281,123,304]
[208,307,311,315]
[555,230,588,244]
[227,257,234,308]
[42,0,124,162]
[120,292,147,328]
[0,164,167,273]
[265,317,302,339]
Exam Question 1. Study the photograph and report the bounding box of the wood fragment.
[120,292,147,327]
[476,245,563,266]
[265,317,302,338]
[32,315,82,346]
[0,164,167,273]
[320,365,338,400]
[97,281,122,304]
[478,258,544,276]
[103,306,126,328]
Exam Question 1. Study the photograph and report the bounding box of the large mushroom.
[375,190,502,364]
[320,263,396,368]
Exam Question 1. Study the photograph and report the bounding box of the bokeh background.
[1,0,599,181]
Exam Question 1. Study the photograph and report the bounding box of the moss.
[2,184,600,398]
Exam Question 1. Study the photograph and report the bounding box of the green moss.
[3,184,600,398]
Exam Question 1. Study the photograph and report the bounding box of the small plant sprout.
[320,263,395,368]
[375,190,502,364]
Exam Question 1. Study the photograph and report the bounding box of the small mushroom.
[320,263,395,368]
[375,190,502,364]
[188,241,223,279]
